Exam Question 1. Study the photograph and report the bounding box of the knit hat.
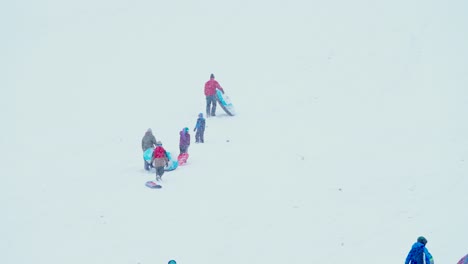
[184,127,189,132]
[156,141,162,146]
[198,113,203,117]
[168,260,176,264]
[210,73,215,79]
[417,236,427,245]
[147,128,152,133]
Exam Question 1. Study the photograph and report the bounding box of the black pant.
[144,158,152,171]
[195,129,205,143]
[180,145,189,154]
[155,166,165,177]
[206,95,217,116]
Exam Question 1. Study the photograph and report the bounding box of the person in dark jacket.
[141,128,157,171]
[193,113,206,143]
[204,73,224,117]
[405,236,434,264]
[179,127,190,154]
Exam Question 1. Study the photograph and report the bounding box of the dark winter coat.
[194,117,206,131]
[405,242,433,264]
[179,130,190,147]
[142,132,157,151]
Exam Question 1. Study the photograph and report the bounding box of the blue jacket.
[405,242,433,264]
[194,117,206,131]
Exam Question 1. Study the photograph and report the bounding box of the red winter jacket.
[152,146,167,159]
[204,78,224,96]
[151,146,168,167]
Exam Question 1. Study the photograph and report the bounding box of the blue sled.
[216,89,236,116]
[143,148,178,171]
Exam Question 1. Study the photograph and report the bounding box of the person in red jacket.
[204,73,224,117]
[151,141,168,181]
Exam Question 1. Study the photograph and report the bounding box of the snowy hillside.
[2,0,468,264]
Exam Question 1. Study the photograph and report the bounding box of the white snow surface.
[2,0,468,263]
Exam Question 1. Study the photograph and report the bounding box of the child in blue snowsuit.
[193,113,206,143]
[405,236,434,264]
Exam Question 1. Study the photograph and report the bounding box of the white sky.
[2,0,468,263]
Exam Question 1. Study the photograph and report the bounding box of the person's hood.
[412,242,426,250]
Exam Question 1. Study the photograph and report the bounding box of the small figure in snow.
[141,128,157,171]
[194,113,206,143]
[151,141,168,181]
[405,236,434,264]
[179,127,191,154]
[204,73,224,117]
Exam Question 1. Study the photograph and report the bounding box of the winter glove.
[193,128,196,132]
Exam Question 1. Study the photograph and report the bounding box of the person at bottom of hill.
[142,128,157,171]
[458,254,468,264]
[204,73,224,117]
[193,113,206,143]
[151,141,168,181]
[405,236,434,264]
[179,127,191,154]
